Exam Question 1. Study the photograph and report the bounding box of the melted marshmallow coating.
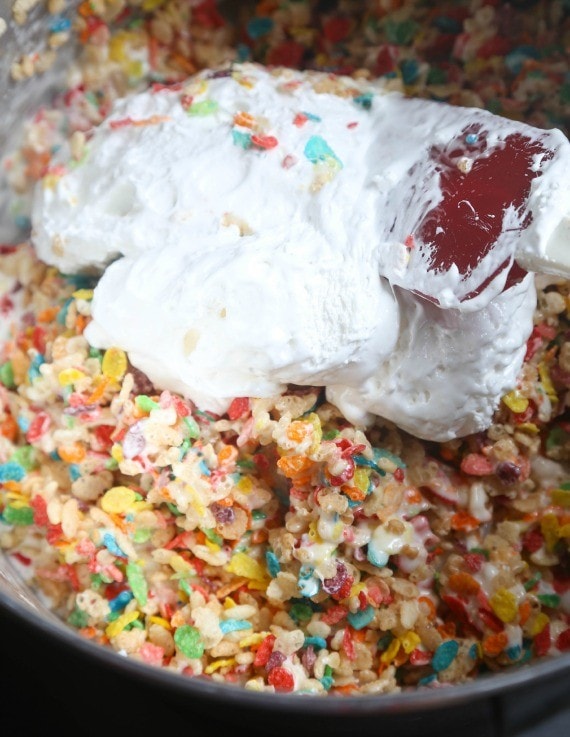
[31,64,570,440]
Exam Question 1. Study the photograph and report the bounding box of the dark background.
[2,605,569,737]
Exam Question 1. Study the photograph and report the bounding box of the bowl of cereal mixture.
[1,1,570,733]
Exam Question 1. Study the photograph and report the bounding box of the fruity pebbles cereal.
[1,0,570,696]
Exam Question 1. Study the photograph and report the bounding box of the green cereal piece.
[11,446,36,471]
[183,416,200,439]
[537,593,561,609]
[203,528,223,546]
[0,361,15,389]
[174,625,204,659]
[126,562,148,606]
[133,528,152,543]
[135,395,159,413]
[289,603,313,623]
[3,504,34,526]
[188,99,219,116]
[68,607,89,628]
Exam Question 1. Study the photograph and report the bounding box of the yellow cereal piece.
[490,588,518,623]
[185,484,205,517]
[223,597,237,610]
[239,633,267,648]
[72,289,93,301]
[247,580,269,591]
[558,523,570,537]
[540,513,560,551]
[58,368,86,386]
[538,362,557,401]
[502,390,529,414]
[516,423,539,434]
[226,552,267,581]
[111,444,124,463]
[236,476,253,495]
[399,631,421,654]
[551,488,570,508]
[169,553,192,574]
[353,468,370,494]
[149,615,172,630]
[204,658,236,675]
[101,486,137,515]
[308,520,322,543]
[529,612,550,637]
[349,583,367,598]
[102,347,128,382]
[205,539,221,553]
[380,637,401,664]
[109,35,127,63]
[105,610,139,638]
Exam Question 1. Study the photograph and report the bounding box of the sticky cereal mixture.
[1,0,570,696]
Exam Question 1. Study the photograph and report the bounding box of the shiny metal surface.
[0,1,569,724]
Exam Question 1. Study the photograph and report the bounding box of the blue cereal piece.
[265,549,281,578]
[0,461,26,482]
[109,590,134,612]
[102,532,127,558]
[219,619,252,634]
[304,636,327,650]
[432,640,459,672]
[347,605,375,630]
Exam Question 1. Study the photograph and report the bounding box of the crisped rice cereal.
[1,0,570,696]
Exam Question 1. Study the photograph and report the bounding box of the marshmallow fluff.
[31,63,570,441]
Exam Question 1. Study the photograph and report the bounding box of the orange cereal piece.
[519,599,531,626]
[277,454,313,479]
[217,444,238,465]
[340,483,366,502]
[418,596,437,620]
[57,442,86,464]
[0,414,19,441]
[483,631,509,657]
[286,421,311,444]
[451,510,480,532]
[233,111,256,128]
[86,377,109,405]
[448,572,480,596]
[37,306,60,323]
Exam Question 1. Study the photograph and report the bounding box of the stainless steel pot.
[0,3,569,734]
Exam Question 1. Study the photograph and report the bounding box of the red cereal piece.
[478,608,505,633]
[251,134,279,150]
[522,528,544,553]
[534,624,551,657]
[342,626,356,661]
[321,605,348,625]
[227,397,250,420]
[464,553,485,573]
[323,16,352,43]
[46,523,63,545]
[460,453,494,476]
[409,648,432,666]
[267,40,305,68]
[31,495,49,526]
[267,666,295,692]
[26,411,51,442]
[293,113,308,127]
[92,424,115,451]
[254,634,276,667]
[556,628,570,652]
